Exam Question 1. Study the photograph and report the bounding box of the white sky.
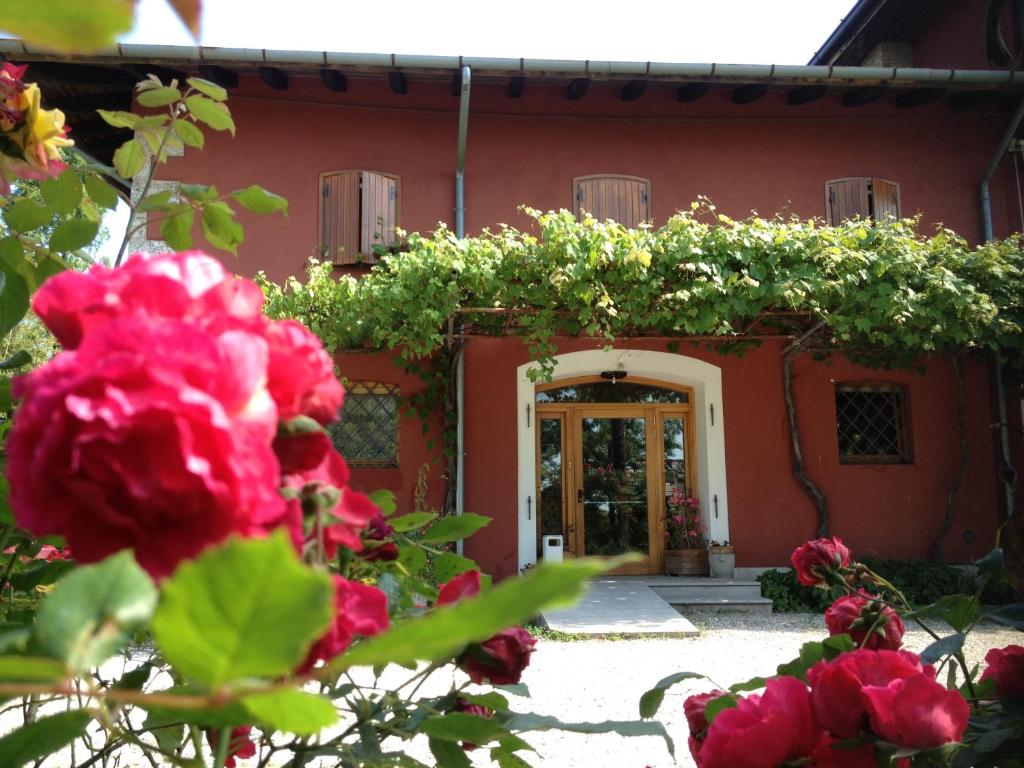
[124,0,859,64]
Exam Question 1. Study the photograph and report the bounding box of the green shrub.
[757,569,833,613]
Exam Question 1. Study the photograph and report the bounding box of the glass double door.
[537,402,695,575]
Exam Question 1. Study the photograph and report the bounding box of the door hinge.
[526,403,531,427]
[641,188,649,203]
[576,185,584,203]
[709,403,715,426]
[527,495,532,520]
[322,184,330,198]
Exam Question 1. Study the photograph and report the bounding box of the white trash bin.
[541,534,564,563]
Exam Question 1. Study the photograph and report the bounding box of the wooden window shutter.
[319,170,399,265]
[574,174,650,228]
[870,178,900,221]
[825,178,871,225]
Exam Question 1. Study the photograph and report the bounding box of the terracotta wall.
[460,337,1014,578]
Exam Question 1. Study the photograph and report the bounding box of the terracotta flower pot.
[665,548,709,576]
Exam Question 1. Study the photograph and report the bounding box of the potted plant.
[708,540,736,579]
[663,490,708,576]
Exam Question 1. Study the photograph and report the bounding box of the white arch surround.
[516,348,729,571]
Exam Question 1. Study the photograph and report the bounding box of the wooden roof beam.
[197,65,238,88]
[47,90,132,113]
[893,88,945,108]
[259,66,288,90]
[125,63,188,84]
[732,83,769,104]
[566,78,589,100]
[842,86,886,107]
[948,91,1000,110]
[508,75,525,98]
[388,71,407,94]
[23,61,138,86]
[676,82,710,103]
[621,79,647,101]
[788,85,827,106]
[319,68,347,92]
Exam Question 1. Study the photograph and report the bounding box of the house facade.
[7,0,1022,579]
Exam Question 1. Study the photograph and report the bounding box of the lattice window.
[835,384,911,464]
[328,382,400,468]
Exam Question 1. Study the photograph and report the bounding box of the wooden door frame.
[534,380,697,575]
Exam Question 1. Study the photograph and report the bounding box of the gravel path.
[502,610,1021,768]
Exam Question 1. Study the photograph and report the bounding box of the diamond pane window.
[835,384,911,464]
[328,382,399,468]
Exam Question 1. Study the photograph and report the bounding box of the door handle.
[577,489,584,504]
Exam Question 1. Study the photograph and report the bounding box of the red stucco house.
[7,0,1022,579]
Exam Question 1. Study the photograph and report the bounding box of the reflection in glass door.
[537,416,566,556]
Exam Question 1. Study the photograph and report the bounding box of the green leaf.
[910,595,981,633]
[138,687,250,728]
[137,190,175,212]
[390,512,438,533]
[115,664,152,691]
[3,199,52,233]
[920,633,966,665]
[40,169,83,216]
[113,139,147,179]
[49,219,99,252]
[396,544,428,575]
[179,183,216,202]
[429,737,472,767]
[0,1,133,53]
[986,602,1024,630]
[200,201,243,255]
[161,206,195,251]
[36,551,157,672]
[639,672,706,718]
[730,676,769,693]
[460,691,510,711]
[152,532,333,687]
[368,489,397,516]
[84,174,119,210]
[0,266,29,339]
[420,513,492,543]
[144,710,185,756]
[231,185,288,215]
[136,87,182,108]
[0,350,31,371]
[187,77,228,102]
[503,713,674,757]
[185,95,235,134]
[433,552,483,585]
[422,712,507,744]
[0,710,90,767]
[0,656,68,682]
[974,548,1004,576]
[8,558,75,590]
[777,639,833,682]
[97,109,141,130]
[704,693,738,725]
[242,689,338,736]
[328,559,612,672]
[173,118,204,148]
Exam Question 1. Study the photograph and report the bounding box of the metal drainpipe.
[454,66,470,552]
[979,96,1024,522]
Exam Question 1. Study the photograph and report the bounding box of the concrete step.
[650,583,763,602]
[669,597,774,613]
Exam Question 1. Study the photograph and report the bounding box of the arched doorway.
[535,378,695,574]
[516,349,729,574]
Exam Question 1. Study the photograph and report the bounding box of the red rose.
[980,645,1024,699]
[361,541,399,562]
[808,648,927,738]
[699,677,823,768]
[460,627,536,685]
[790,537,851,587]
[6,318,284,579]
[273,430,333,475]
[825,593,905,651]
[454,698,494,751]
[264,319,344,425]
[299,576,389,672]
[683,690,724,763]
[206,726,256,768]
[861,672,968,749]
[437,570,482,605]
[359,511,398,561]
[33,251,264,350]
[810,738,880,767]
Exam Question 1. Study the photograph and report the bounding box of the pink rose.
[437,570,482,606]
[460,627,536,685]
[299,576,389,672]
[825,593,905,651]
[683,690,725,764]
[454,698,494,751]
[6,317,284,579]
[980,645,1024,699]
[206,726,256,768]
[264,319,344,425]
[861,672,968,749]
[273,430,333,475]
[808,649,927,738]
[790,537,851,587]
[810,738,883,767]
[699,677,823,768]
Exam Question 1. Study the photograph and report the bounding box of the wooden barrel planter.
[664,548,709,576]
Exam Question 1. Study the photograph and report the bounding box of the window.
[328,382,400,467]
[825,177,900,225]
[835,384,911,464]
[573,174,650,228]
[319,170,399,265]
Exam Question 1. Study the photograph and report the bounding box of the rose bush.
[644,538,1024,767]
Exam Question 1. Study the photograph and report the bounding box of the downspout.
[979,96,1024,522]
[454,66,470,553]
